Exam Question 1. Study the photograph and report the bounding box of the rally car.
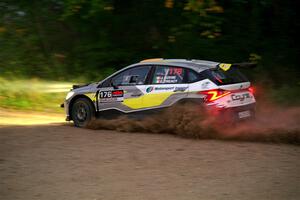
[61,59,256,127]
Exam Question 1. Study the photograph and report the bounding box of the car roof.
[131,58,220,73]
[99,59,221,85]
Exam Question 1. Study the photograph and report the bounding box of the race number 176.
[99,91,112,98]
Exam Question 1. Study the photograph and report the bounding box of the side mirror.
[110,79,119,89]
[129,75,139,84]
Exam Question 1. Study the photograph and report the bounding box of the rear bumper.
[223,103,256,112]
[208,103,256,121]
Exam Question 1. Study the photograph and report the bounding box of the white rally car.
[62,59,256,127]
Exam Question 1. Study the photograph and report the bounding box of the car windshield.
[201,67,248,85]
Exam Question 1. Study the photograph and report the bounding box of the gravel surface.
[0,125,299,200]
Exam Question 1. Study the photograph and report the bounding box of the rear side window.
[152,66,185,84]
[187,69,200,83]
[200,67,248,85]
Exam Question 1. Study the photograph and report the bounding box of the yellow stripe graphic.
[122,92,174,109]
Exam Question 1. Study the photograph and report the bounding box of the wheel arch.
[68,94,96,120]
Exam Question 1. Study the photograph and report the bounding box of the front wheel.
[71,98,95,128]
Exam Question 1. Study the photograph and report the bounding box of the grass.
[0,77,74,113]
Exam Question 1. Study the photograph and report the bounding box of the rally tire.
[71,98,95,128]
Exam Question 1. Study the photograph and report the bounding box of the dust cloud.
[88,103,300,145]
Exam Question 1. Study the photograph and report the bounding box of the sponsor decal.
[219,63,232,71]
[112,90,124,97]
[174,86,188,92]
[146,86,187,93]
[231,93,251,101]
[154,86,174,91]
[146,86,154,93]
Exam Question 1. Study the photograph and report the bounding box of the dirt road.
[0,124,299,200]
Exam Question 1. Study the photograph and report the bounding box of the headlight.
[66,91,74,100]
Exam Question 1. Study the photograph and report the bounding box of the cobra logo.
[146,86,154,93]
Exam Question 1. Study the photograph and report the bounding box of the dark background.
[0,0,299,89]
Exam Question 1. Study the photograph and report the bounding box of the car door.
[140,65,189,109]
[97,65,151,113]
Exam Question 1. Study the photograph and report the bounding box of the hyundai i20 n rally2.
[61,59,256,127]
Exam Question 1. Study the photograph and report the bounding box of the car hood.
[72,82,98,93]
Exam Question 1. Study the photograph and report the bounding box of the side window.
[152,66,185,84]
[112,66,151,86]
[187,69,200,83]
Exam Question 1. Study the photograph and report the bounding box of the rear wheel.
[71,98,95,128]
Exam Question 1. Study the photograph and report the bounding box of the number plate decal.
[238,110,251,119]
[99,90,124,103]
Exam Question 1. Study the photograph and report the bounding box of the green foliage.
[270,85,300,106]
[0,0,299,87]
[62,0,112,18]
[0,77,73,112]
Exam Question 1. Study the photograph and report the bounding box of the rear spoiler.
[218,62,257,71]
